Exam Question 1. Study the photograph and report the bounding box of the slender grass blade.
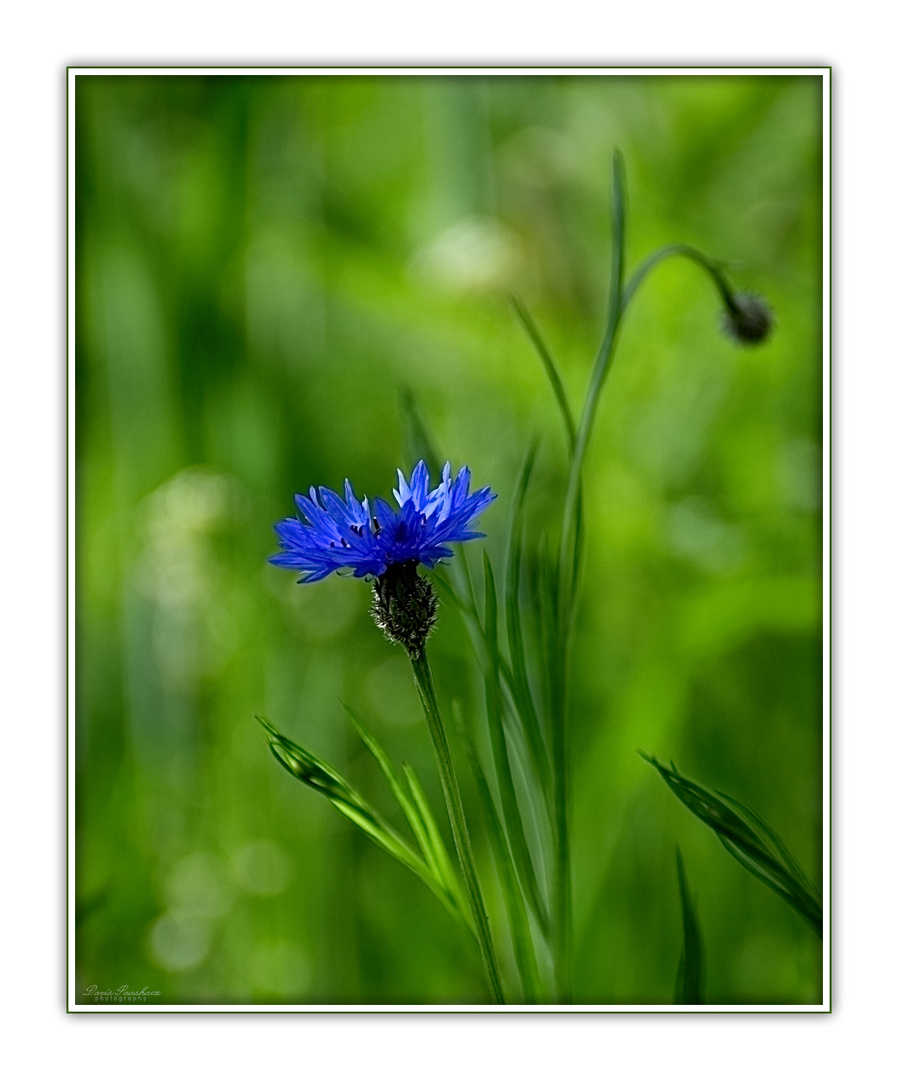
[716,790,821,903]
[453,703,543,1003]
[642,753,823,938]
[483,552,549,933]
[257,715,463,923]
[344,707,438,862]
[509,293,575,452]
[504,441,550,785]
[674,847,706,1005]
[403,761,467,920]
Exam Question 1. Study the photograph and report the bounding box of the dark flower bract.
[270,461,497,583]
[721,291,774,345]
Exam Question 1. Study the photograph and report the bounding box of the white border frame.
[67,65,831,1013]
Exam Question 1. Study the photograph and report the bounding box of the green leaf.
[504,441,550,787]
[343,706,470,932]
[558,150,628,620]
[570,481,585,618]
[483,552,549,934]
[257,715,458,919]
[716,790,821,904]
[438,556,535,743]
[462,541,483,616]
[402,763,468,923]
[674,848,706,1005]
[642,754,823,938]
[344,705,425,841]
[343,708,432,859]
[610,148,626,312]
[509,294,575,452]
[532,532,560,724]
[452,703,543,1003]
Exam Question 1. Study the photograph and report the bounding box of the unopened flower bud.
[721,292,774,346]
[371,561,438,659]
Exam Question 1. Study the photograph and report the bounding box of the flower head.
[721,292,774,346]
[270,461,497,584]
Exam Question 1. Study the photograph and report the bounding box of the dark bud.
[371,561,438,659]
[721,292,774,346]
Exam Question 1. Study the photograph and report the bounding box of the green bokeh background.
[74,72,824,1006]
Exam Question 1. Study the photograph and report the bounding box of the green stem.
[509,293,577,453]
[560,151,626,586]
[621,242,739,316]
[550,652,571,1003]
[409,647,505,1005]
[544,160,747,1005]
[550,151,628,1004]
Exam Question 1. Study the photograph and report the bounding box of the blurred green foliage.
[74,72,823,1005]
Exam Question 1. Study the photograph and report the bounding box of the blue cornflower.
[270,460,497,584]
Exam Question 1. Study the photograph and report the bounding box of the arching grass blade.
[641,754,823,938]
[504,441,550,786]
[344,705,467,925]
[509,293,575,452]
[257,715,464,930]
[483,552,549,934]
[453,703,543,1003]
[674,847,706,1005]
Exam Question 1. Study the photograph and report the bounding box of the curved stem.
[546,164,745,1005]
[621,243,738,315]
[409,647,505,1005]
[549,640,571,1003]
[560,151,627,601]
[550,151,627,1003]
[510,293,577,453]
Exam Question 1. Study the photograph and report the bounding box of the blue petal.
[270,462,496,583]
[372,496,398,530]
[409,460,430,511]
[394,468,412,506]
